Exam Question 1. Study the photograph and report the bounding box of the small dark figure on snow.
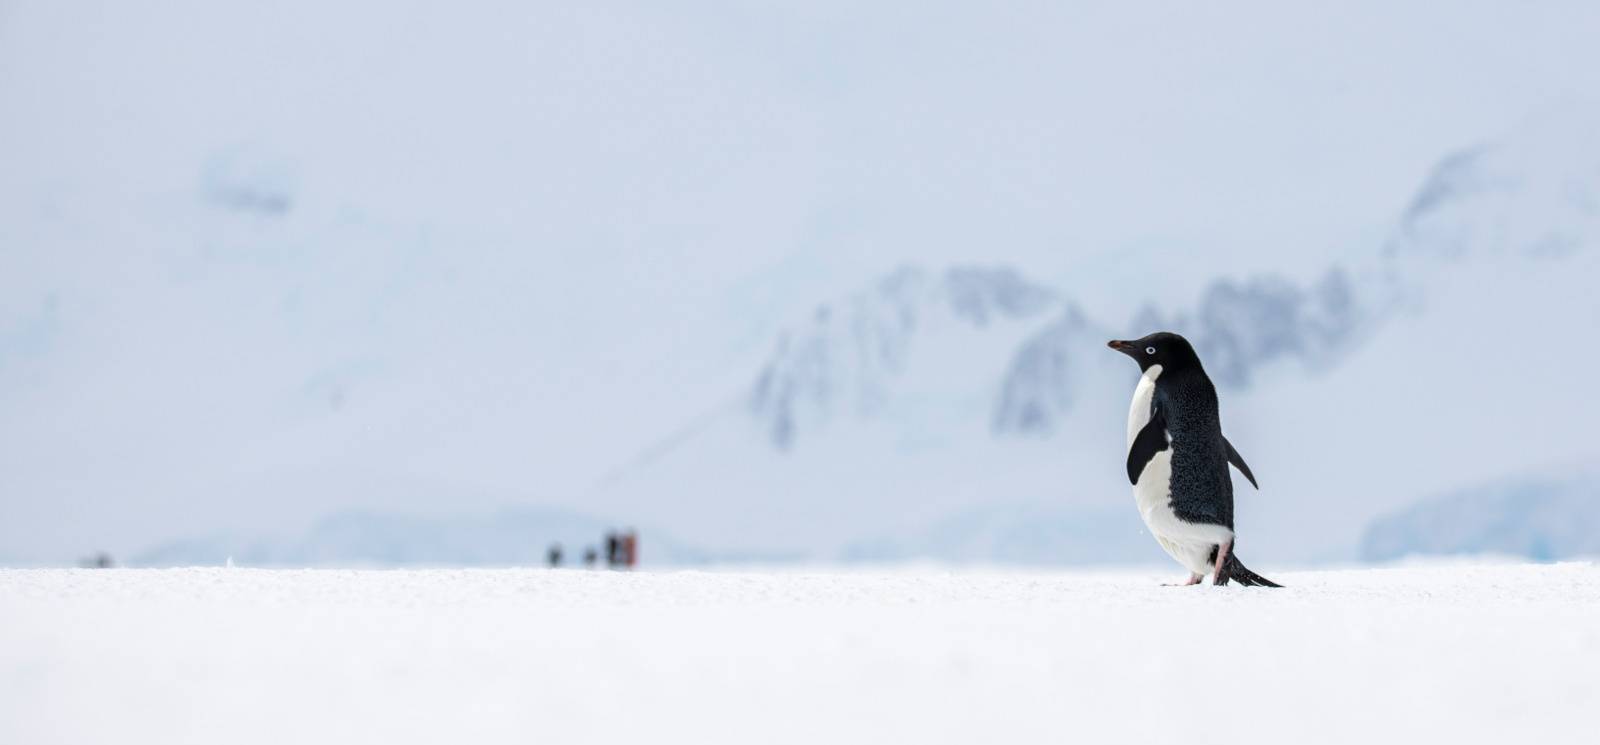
[546,543,563,568]
[620,530,638,568]
[605,531,620,568]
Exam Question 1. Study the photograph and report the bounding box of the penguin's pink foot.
[1162,574,1204,586]
[1212,540,1234,586]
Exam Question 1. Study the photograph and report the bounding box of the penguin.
[1107,332,1281,587]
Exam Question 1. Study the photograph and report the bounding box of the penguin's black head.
[1107,332,1200,373]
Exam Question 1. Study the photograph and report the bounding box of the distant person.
[546,543,563,568]
[621,530,638,569]
[582,547,598,567]
[605,531,620,568]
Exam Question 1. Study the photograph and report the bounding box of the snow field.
[2,563,1596,744]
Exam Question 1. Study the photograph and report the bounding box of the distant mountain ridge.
[747,260,1382,447]
[742,116,1600,454]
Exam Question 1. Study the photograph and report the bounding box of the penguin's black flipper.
[1126,408,1169,485]
[1223,436,1258,490]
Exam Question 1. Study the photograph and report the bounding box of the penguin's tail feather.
[1216,553,1282,588]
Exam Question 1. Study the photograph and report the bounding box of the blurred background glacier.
[2,1,1597,567]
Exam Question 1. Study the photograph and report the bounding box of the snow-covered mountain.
[750,266,1060,449]
[1388,116,1600,261]
[589,113,1600,565]
[747,262,1377,446]
[1361,464,1600,561]
[995,266,1372,437]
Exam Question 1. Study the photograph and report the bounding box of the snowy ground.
[2,563,1596,745]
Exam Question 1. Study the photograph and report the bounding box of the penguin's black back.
[1153,367,1235,530]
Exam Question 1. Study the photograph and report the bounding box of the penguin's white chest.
[1125,365,1232,575]
[1126,365,1171,520]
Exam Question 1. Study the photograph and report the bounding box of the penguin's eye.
[1145,346,1156,355]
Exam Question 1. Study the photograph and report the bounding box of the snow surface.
[3,563,1596,745]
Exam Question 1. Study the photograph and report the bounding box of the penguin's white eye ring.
[1145,346,1156,355]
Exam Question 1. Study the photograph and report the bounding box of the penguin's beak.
[1108,340,1144,360]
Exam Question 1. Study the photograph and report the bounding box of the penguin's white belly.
[1127,366,1234,576]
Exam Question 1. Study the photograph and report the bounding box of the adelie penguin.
[1108,332,1281,587]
